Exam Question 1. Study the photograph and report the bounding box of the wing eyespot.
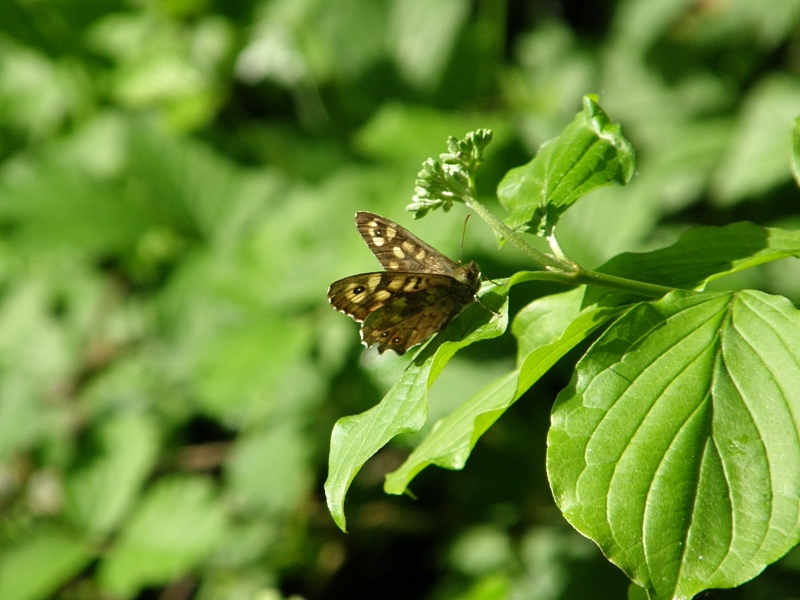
[353,285,365,294]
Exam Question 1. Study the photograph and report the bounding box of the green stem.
[464,195,675,299]
[568,269,675,298]
[463,196,574,272]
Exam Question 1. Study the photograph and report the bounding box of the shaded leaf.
[64,414,159,535]
[226,424,312,514]
[711,75,800,205]
[98,477,227,596]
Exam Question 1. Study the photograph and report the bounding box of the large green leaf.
[498,95,635,235]
[548,290,800,599]
[585,222,800,304]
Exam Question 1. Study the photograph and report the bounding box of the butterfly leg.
[475,295,500,318]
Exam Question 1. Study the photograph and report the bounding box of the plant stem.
[464,195,675,299]
[567,269,675,298]
[463,196,574,272]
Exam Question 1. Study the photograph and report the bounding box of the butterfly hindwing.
[360,283,472,355]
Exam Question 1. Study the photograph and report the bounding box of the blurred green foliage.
[1,1,800,599]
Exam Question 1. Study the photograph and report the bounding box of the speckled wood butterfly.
[328,212,482,355]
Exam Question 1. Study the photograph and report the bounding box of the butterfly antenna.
[459,213,472,264]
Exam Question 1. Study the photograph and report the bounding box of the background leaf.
[98,477,227,596]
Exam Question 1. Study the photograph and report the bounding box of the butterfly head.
[454,261,482,294]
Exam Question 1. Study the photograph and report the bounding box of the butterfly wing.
[360,285,470,355]
[355,211,460,274]
[328,271,476,355]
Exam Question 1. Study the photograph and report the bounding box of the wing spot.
[403,279,418,291]
[387,261,400,270]
[401,241,415,254]
[381,332,389,338]
[392,337,401,344]
[387,278,404,291]
[368,220,378,228]
[374,290,391,301]
[385,227,396,239]
[373,237,385,246]
[416,249,426,260]
[367,274,382,289]
[392,247,405,258]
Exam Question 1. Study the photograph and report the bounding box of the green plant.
[326,95,800,600]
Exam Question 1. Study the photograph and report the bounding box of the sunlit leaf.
[590,221,800,298]
[389,0,470,89]
[548,290,800,599]
[498,95,635,235]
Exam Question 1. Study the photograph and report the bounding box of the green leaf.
[0,529,93,600]
[98,476,227,596]
[384,287,622,495]
[354,103,509,166]
[226,424,312,514]
[498,95,635,235]
[548,290,800,599]
[325,282,509,531]
[64,414,159,535]
[0,162,149,254]
[628,583,649,600]
[591,221,800,294]
[792,115,800,187]
[711,75,800,205]
[389,0,470,89]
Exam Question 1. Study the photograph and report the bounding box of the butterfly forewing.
[328,212,482,355]
[355,212,459,274]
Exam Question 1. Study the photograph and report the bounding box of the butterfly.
[327,212,482,355]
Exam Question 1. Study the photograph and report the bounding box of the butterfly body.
[328,212,481,355]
